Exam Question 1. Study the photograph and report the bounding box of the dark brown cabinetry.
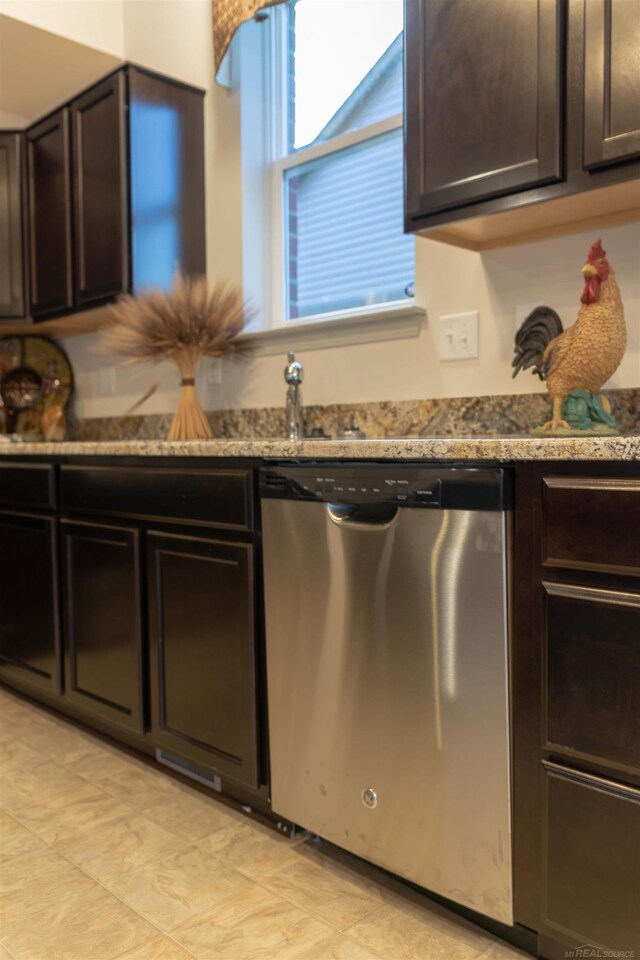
[405,0,563,219]
[583,0,640,169]
[60,520,144,733]
[148,532,259,788]
[71,73,129,308]
[26,110,74,317]
[56,461,263,793]
[24,64,206,320]
[0,133,27,318]
[0,464,60,696]
[512,462,640,958]
[405,0,640,242]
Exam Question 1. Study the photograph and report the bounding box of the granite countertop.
[0,434,639,460]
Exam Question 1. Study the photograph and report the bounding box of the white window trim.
[237,6,421,350]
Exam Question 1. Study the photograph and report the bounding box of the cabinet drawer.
[60,466,254,531]
[542,477,640,575]
[0,463,56,511]
[544,582,640,774]
[542,762,640,951]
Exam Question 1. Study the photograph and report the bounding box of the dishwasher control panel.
[260,465,513,511]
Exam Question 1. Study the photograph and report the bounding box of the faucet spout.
[284,352,304,439]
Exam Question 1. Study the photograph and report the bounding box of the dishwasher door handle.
[326,502,399,527]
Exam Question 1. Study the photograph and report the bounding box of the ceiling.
[0,14,121,127]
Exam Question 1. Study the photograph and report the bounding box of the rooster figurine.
[512,239,626,432]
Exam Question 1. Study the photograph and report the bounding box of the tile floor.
[0,688,530,960]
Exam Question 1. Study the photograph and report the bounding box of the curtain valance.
[212,0,287,77]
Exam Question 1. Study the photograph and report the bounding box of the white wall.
[4,0,639,418]
[0,0,125,56]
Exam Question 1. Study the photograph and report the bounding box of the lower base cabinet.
[60,520,144,733]
[541,763,640,954]
[513,462,640,958]
[0,512,61,696]
[147,531,259,789]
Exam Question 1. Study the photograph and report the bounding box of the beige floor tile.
[0,740,50,772]
[0,761,88,813]
[56,812,190,884]
[0,811,50,865]
[0,941,17,959]
[345,900,494,960]
[144,789,244,843]
[115,935,195,960]
[0,703,63,737]
[197,819,306,881]
[265,854,385,930]
[0,846,96,929]
[103,845,260,932]
[2,879,158,960]
[97,765,185,810]
[172,888,334,960]
[294,933,384,959]
[20,724,105,764]
[13,782,134,846]
[72,744,147,782]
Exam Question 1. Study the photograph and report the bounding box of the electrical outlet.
[437,312,479,361]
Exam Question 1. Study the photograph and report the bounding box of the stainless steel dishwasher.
[260,463,513,925]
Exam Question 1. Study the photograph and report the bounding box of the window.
[239,0,414,331]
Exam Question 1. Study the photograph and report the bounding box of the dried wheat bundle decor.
[100,274,251,441]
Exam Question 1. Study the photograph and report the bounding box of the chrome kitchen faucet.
[284,352,304,440]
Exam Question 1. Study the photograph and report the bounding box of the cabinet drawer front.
[60,466,254,531]
[542,762,640,951]
[0,463,56,511]
[542,477,640,575]
[544,582,640,774]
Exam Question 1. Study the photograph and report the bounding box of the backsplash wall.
[64,219,640,422]
[71,388,639,442]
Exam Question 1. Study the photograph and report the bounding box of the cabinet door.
[128,67,206,292]
[61,520,144,732]
[541,762,640,954]
[26,109,73,318]
[583,0,640,169]
[405,0,563,220]
[71,72,129,306]
[147,532,259,788]
[0,512,61,696]
[0,133,27,318]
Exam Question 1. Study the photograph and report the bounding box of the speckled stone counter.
[1,434,638,460]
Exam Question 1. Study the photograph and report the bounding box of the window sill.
[239,301,425,356]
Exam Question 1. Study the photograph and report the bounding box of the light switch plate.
[437,311,479,361]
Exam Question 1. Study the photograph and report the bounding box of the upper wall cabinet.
[405,0,563,218]
[71,72,129,308]
[25,64,206,321]
[27,110,74,317]
[404,0,640,249]
[0,133,28,319]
